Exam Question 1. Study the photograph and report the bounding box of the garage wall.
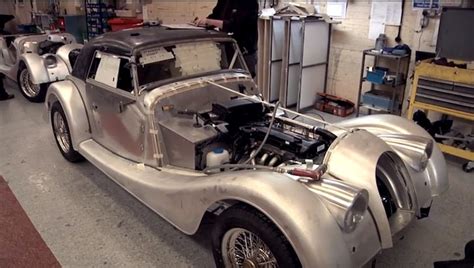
[141,0,463,105]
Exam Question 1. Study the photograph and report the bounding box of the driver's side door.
[85,51,146,162]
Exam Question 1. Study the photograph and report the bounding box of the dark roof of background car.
[72,26,231,80]
[89,26,229,54]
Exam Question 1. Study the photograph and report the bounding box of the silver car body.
[45,28,448,267]
[0,32,81,84]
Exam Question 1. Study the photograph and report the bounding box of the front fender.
[20,53,70,84]
[203,173,356,267]
[78,136,370,267]
[45,80,90,150]
[330,114,449,197]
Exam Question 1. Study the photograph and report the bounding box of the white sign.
[95,55,121,88]
[140,47,175,65]
[371,1,402,26]
[327,0,347,19]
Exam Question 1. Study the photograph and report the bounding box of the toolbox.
[366,67,389,84]
[362,90,397,111]
[314,93,355,117]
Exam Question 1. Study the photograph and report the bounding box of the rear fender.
[55,43,83,72]
[45,80,90,150]
[20,53,69,84]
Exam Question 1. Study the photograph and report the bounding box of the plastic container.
[108,18,143,32]
[366,67,388,84]
[362,90,397,111]
[375,34,387,50]
[206,148,230,168]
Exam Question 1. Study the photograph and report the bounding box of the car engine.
[159,97,336,171]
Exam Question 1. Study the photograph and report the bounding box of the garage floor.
[1,81,473,267]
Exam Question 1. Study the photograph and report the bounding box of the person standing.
[0,74,13,101]
[0,15,15,101]
[194,0,259,77]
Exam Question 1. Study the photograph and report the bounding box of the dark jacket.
[207,0,258,54]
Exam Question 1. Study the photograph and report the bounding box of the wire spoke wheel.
[53,110,71,154]
[20,68,41,98]
[222,228,278,268]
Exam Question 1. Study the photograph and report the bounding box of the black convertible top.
[72,27,230,80]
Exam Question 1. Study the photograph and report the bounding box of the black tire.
[50,102,84,163]
[212,204,301,268]
[17,65,48,103]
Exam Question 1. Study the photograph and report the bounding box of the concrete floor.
[0,81,473,267]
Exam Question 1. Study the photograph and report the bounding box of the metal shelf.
[358,103,391,112]
[85,0,109,40]
[356,48,411,117]
[362,77,406,87]
[363,49,410,60]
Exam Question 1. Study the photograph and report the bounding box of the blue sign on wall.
[413,0,440,9]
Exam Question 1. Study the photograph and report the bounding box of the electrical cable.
[292,111,325,122]
[417,29,424,50]
[243,101,280,165]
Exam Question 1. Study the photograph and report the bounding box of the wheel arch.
[19,53,49,84]
[20,53,70,85]
[45,80,91,151]
[187,181,353,267]
[330,114,449,197]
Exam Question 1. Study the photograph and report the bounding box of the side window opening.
[87,52,134,94]
[117,60,133,93]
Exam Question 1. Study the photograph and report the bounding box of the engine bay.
[159,97,335,171]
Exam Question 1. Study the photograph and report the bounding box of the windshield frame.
[133,38,250,95]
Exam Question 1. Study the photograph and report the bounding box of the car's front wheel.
[17,66,48,103]
[51,102,83,163]
[211,204,301,268]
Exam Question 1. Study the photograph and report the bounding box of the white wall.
[131,0,464,104]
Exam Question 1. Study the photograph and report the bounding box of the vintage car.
[0,15,82,102]
[44,27,448,267]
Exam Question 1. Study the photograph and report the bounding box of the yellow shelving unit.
[407,60,474,166]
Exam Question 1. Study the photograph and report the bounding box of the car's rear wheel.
[51,102,83,163]
[17,66,48,103]
[212,204,301,268]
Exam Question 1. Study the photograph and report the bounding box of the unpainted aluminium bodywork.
[0,33,81,84]
[45,33,448,267]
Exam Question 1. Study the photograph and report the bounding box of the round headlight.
[45,55,57,68]
[343,189,369,233]
[419,139,433,170]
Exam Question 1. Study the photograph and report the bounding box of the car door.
[85,51,146,162]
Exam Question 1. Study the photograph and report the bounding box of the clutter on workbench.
[431,58,468,69]
[314,93,354,117]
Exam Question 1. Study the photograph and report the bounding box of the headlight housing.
[343,189,369,233]
[307,178,369,233]
[45,55,57,68]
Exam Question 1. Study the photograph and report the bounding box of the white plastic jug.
[206,148,230,168]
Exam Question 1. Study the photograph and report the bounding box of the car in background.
[44,27,448,267]
[0,15,82,102]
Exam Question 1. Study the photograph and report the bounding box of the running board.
[77,139,208,235]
